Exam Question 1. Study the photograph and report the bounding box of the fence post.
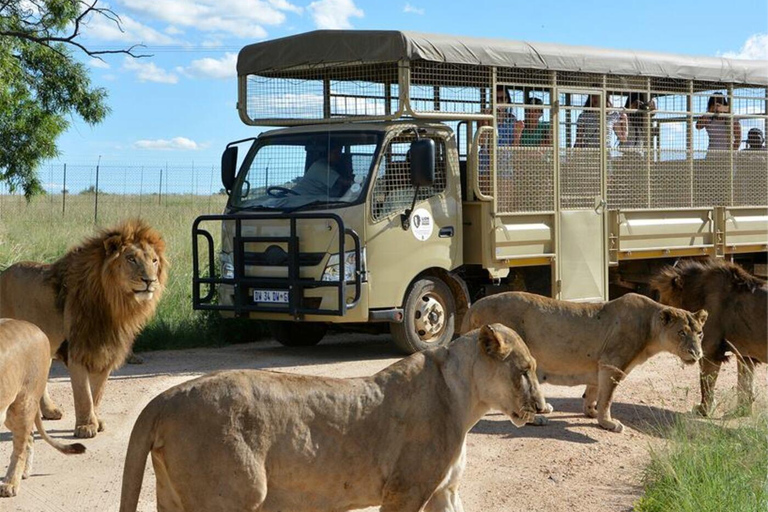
[94,156,101,224]
[158,166,163,205]
[62,163,67,216]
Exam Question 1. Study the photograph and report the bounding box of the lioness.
[1,319,85,498]
[461,292,707,432]
[120,324,546,512]
[652,258,767,416]
[0,219,168,438]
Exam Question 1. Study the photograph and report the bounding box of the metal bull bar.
[192,213,362,318]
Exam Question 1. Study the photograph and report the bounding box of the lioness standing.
[0,319,85,498]
[120,324,546,512]
[461,292,707,432]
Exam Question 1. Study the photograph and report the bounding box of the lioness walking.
[0,319,85,498]
[120,324,546,512]
[461,292,707,432]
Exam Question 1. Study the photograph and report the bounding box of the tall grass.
[635,412,768,512]
[0,193,267,350]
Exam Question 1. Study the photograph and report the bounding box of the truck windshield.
[231,132,382,211]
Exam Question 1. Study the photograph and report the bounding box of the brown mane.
[48,219,168,372]
[651,258,766,311]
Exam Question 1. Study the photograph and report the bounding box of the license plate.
[253,289,289,304]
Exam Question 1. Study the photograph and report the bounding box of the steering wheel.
[267,186,299,197]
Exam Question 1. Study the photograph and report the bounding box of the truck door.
[556,90,609,301]
[365,128,461,319]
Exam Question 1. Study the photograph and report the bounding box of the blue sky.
[57,0,767,169]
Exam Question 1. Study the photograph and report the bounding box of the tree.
[0,0,143,197]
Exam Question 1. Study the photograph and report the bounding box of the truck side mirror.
[409,138,435,187]
[221,146,238,194]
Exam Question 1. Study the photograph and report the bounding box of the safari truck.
[192,30,768,353]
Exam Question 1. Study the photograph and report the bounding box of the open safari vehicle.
[192,30,768,352]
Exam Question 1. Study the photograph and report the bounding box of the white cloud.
[102,73,117,81]
[403,3,424,15]
[308,0,363,29]
[721,33,768,60]
[165,25,184,35]
[83,11,177,44]
[133,137,204,150]
[123,58,178,84]
[268,0,303,14]
[118,0,300,39]
[179,53,237,80]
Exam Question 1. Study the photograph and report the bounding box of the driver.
[293,142,351,196]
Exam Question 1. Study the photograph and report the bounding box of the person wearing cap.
[294,142,348,196]
[745,127,766,151]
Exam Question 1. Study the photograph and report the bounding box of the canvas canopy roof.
[238,30,768,86]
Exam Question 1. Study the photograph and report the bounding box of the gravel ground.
[2,332,765,512]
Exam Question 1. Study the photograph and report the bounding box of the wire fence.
[0,162,227,222]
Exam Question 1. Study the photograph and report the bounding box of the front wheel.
[390,277,456,354]
[268,321,328,347]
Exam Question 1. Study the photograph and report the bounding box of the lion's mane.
[50,219,168,372]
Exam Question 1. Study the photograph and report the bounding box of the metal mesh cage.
[370,133,448,221]
[408,62,491,116]
[244,63,401,123]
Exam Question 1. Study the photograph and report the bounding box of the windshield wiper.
[230,204,282,212]
[283,200,350,213]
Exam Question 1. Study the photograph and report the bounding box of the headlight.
[220,252,234,279]
[322,248,365,282]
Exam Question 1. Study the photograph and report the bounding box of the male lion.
[0,219,168,438]
[120,324,546,512]
[652,258,767,416]
[1,319,86,498]
[461,292,707,433]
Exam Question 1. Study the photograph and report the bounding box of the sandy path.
[2,333,764,512]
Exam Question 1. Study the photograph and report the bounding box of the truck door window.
[371,135,447,220]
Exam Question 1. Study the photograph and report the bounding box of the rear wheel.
[390,277,456,354]
[268,321,328,347]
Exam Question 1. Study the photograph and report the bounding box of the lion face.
[658,308,707,364]
[478,324,547,427]
[106,241,164,303]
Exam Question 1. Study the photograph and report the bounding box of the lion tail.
[34,415,86,455]
[119,400,159,512]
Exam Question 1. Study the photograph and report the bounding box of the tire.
[268,321,328,347]
[390,277,456,354]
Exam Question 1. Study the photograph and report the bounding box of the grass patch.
[635,413,768,512]
[0,193,270,351]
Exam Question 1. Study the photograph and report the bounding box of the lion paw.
[693,403,712,417]
[599,419,624,433]
[0,483,18,498]
[98,418,106,432]
[41,407,63,421]
[584,406,598,418]
[74,423,99,439]
[542,403,554,414]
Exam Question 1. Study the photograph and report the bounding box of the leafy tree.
[0,0,142,197]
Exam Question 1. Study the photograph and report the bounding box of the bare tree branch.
[0,0,151,59]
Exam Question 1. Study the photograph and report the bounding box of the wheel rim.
[413,292,446,342]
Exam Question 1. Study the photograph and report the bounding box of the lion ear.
[694,309,708,324]
[672,276,683,290]
[103,235,123,256]
[480,324,512,361]
[659,308,675,326]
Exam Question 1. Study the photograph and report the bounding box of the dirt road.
[2,333,763,512]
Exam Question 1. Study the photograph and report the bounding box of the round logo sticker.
[410,208,434,241]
